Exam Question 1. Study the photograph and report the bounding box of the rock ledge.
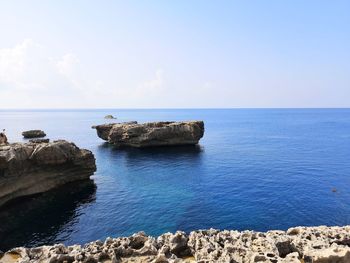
[2,226,350,262]
[0,140,96,207]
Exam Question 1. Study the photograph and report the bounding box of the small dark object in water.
[331,188,337,193]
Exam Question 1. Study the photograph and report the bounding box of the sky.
[0,0,349,109]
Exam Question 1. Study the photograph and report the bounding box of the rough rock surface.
[92,121,205,147]
[2,226,350,263]
[0,132,8,145]
[29,138,50,143]
[0,140,96,207]
[22,130,46,139]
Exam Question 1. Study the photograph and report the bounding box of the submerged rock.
[92,121,205,147]
[0,140,96,207]
[22,130,46,139]
[2,226,350,262]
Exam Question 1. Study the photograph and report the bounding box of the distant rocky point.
[0,140,96,207]
[92,121,204,147]
[2,226,350,262]
[105,115,117,119]
[22,130,46,139]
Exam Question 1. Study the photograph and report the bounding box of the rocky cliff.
[0,140,96,207]
[92,121,204,147]
[1,226,350,263]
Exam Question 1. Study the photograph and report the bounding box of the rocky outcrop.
[0,140,96,207]
[92,121,205,147]
[105,115,117,119]
[2,226,350,263]
[0,132,8,145]
[22,130,46,139]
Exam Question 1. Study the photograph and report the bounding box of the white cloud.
[0,38,231,109]
[0,39,41,90]
[0,39,173,108]
[0,40,223,108]
[0,39,103,107]
[0,39,82,93]
[56,53,80,77]
[138,69,164,94]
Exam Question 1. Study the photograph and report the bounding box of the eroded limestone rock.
[2,226,350,263]
[92,121,204,148]
[22,130,46,139]
[0,140,96,207]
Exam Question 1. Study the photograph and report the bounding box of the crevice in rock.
[129,235,147,250]
[275,240,299,258]
[333,239,350,247]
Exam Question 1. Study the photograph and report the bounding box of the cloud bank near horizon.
[0,1,349,108]
[0,39,170,108]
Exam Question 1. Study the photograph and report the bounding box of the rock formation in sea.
[105,115,117,119]
[0,140,96,207]
[22,130,46,139]
[2,226,350,263]
[92,121,205,147]
[0,131,8,145]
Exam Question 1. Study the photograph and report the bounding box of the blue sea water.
[1,109,350,250]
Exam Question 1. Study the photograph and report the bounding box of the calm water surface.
[1,109,350,250]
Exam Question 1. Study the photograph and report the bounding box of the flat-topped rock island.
[0,140,96,207]
[22,130,46,139]
[1,226,350,263]
[92,121,205,147]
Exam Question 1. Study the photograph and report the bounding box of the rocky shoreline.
[1,226,350,263]
[0,140,96,207]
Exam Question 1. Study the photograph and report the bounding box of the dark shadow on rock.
[0,179,96,251]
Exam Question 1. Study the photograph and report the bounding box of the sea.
[1,109,350,250]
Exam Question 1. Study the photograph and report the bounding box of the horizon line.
[1,107,350,111]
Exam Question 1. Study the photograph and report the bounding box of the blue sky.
[0,0,349,108]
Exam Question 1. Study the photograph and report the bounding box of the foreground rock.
[22,130,46,139]
[2,226,350,263]
[0,140,96,207]
[92,121,205,147]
